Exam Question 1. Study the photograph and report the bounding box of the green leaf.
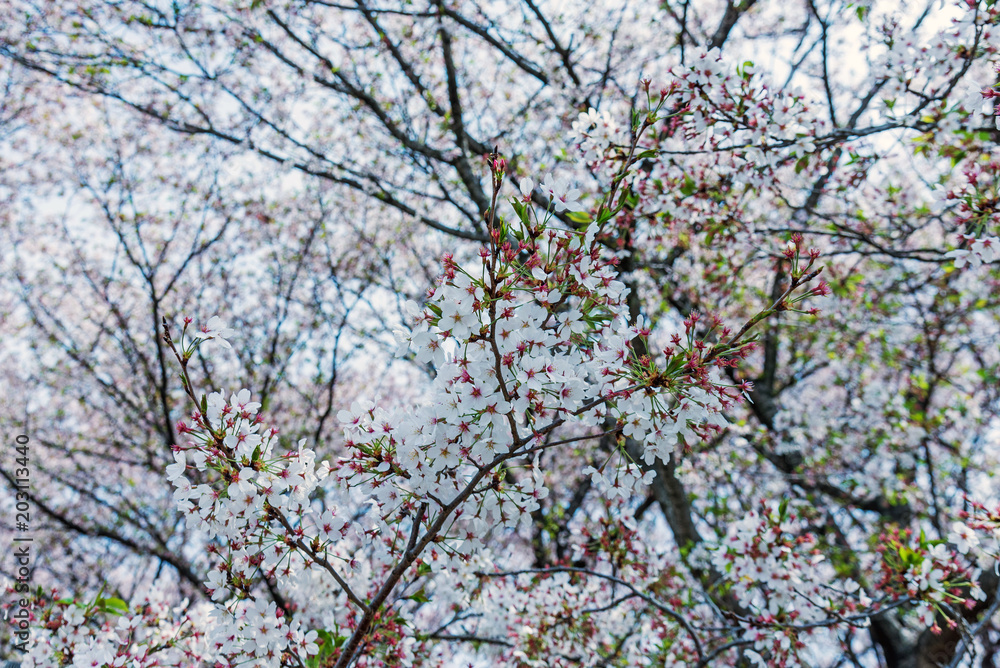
[96,597,129,616]
[680,175,697,197]
[306,629,342,667]
[566,211,592,224]
[406,588,431,603]
[897,546,918,566]
[306,629,336,668]
[511,199,530,226]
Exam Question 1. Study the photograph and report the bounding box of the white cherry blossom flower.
[519,177,534,200]
[949,521,980,555]
[194,315,235,349]
[165,450,187,482]
[540,174,582,212]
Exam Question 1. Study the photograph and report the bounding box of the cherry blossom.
[5,2,1000,666]
[539,174,583,213]
[193,316,235,349]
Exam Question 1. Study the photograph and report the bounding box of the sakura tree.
[2,0,1000,666]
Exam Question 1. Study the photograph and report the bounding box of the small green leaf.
[406,588,431,603]
[680,175,697,197]
[96,597,129,616]
[511,199,530,226]
[306,629,342,667]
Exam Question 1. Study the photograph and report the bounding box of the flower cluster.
[952,501,1000,564]
[20,580,216,668]
[663,50,821,181]
[703,500,887,666]
[568,106,626,172]
[351,192,733,548]
[25,325,342,667]
[166,383,330,664]
[939,158,1000,268]
[17,92,832,667]
[960,63,1000,130]
[875,526,984,632]
[945,234,999,268]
